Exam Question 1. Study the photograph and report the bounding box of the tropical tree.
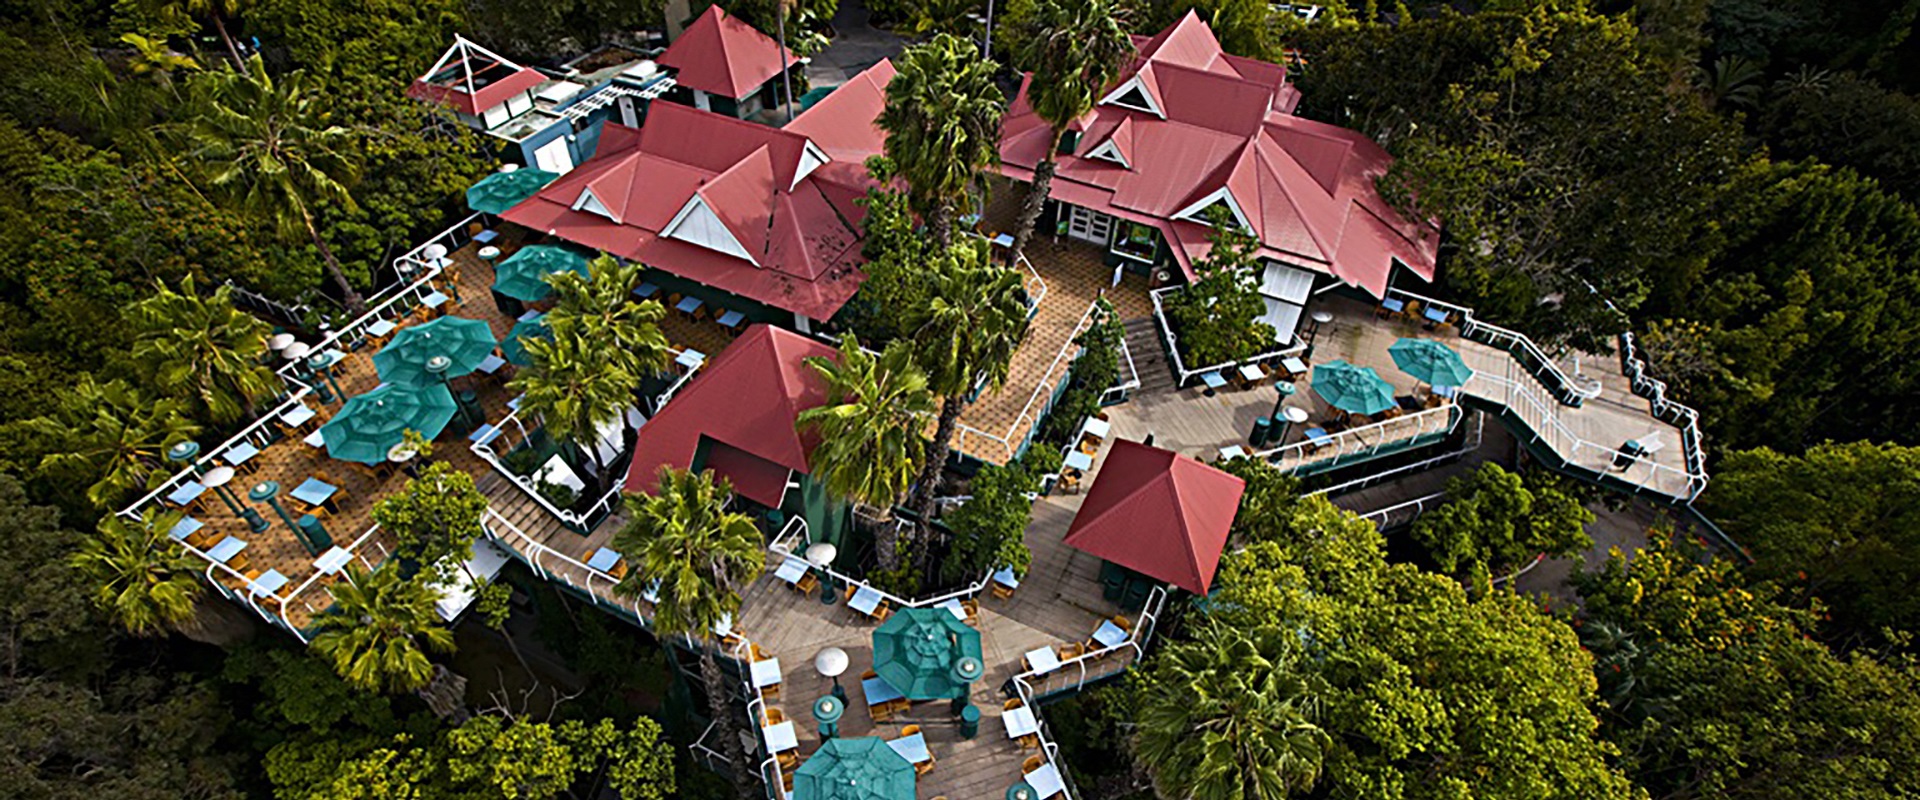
[311,565,455,694]
[905,241,1030,548]
[877,33,1004,247]
[544,255,672,378]
[796,337,934,572]
[127,276,279,425]
[1410,462,1593,578]
[1135,623,1333,800]
[24,378,202,510]
[370,461,488,578]
[160,0,251,73]
[1008,0,1132,267]
[510,327,641,495]
[68,509,204,636]
[177,54,366,311]
[611,467,762,799]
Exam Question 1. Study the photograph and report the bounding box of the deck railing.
[1149,285,1304,387]
[1618,331,1710,500]
[1099,330,1143,406]
[1384,287,1602,406]
[482,508,652,622]
[767,516,998,611]
[1251,403,1462,473]
[951,297,1107,466]
[1469,359,1706,499]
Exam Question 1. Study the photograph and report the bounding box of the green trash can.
[959,703,981,739]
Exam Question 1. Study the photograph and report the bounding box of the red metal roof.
[998,11,1439,299]
[407,38,547,117]
[659,5,797,100]
[1063,439,1245,595]
[624,324,838,505]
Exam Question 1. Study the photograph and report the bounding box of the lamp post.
[815,646,849,702]
[806,542,838,605]
[249,481,309,551]
[1007,782,1036,800]
[1304,310,1334,357]
[811,694,844,740]
[949,656,984,714]
[307,350,344,402]
[1276,406,1309,448]
[283,342,333,404]
[166,441,203,477]
[268,333,295,353]
[1268,380,1297,423]
[201,466,244,516]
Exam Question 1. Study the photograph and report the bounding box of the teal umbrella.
[318,384,458,464]
[373,316,499,387]
[1388,337,1474,388]
[1311,360,1397,416]
[492,245,589,302]
[501,313,550,366]
[792,737,916,800]
[465,168,561,214]
[872,607,984,700]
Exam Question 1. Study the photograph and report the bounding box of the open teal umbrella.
[1311,360,1397,416]
[465,168,561,215]
[492,245,589,302]
[373,316,499,387]
[1388,337,1474,388]
[501,313,550,366]
[318,384,458,464]
[872,607,983,700]
[792,737,915,800]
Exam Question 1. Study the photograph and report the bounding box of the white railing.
[1617,331,1709,500]
[483,508,652,621]
[1148,284,1303,387]
[951,297,1106,465]
[1308,412,1484,498]
[469,406,605,531]
[1099,331,1143,406]
[1355,490,1449,529]
[1468,359,1706,499]
[1385,287,1602,405]
[767,515,999,612]
[1251,403,1462,472]
[965,232,1050,311]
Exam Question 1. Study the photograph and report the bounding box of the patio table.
[1024,646,1061,674]
[1219,445,1248,460]
[675,296,703,316]
[936,598,967,621]
[992,566,1020,589]
[762,720,798,754]
[1004,705,1039,738]
[1200,371,1228,391]
[991,232,1015,248]
[313,546,353,574]
[517,308,544,322]
[1079,416,1111,440]
[1280,356,1309,376]
[476,246,500,261]
[422,291,449,310]
[206,536,247,563]
[773,556,809,585]
[222,441,260,468]
[168,516,204,542]
[248,569,290,598]
[289,477,339,510]
[1238,364,1265,383]
[165,481,207,507]
[1026,762,1066,798]
[366,319,398,338]
[1304,427,1335,447]
[1062,450,1094,472]
[473,229,499,244]
[1092,620,1128,648]
[1380,297,1406,314]
[632,282,659,299]
[862,675,905,706]
[280,404,317,428]
[302,429,326,448]
[468,424,501,445]
[750,657,783,689]
[477,354,506,374]
[1424,306,1449,324]
[675,349,706,369]
[888,733,931,764]
[587,547,622,572]
[848,585,884,617]
[715,309,745,328]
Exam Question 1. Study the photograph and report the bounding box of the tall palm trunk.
[873,507,903,572]
[1009,128,1065,267]
[909,394,965,568]
[699,641,755,798]
[210,13,248,75]
[928,204,954,249]
[300,207,367,314]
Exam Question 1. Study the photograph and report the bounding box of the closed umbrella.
[792,737,916,800]
[492,245,589,302]
[373,316,499,387]
[501,313,550,366]
[872,607,983,700]
[465,169,560,215]
[1311,360,1397,416]
[1388,338,1474,388]
[318,384,458,464]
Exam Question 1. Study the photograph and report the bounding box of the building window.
[1113,221,1157,262]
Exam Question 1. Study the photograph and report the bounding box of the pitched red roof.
[407,37,547,117]
[501,85,890,319]
[624,325,838,507]
[659,5,797,99]
[998,11,1438,299]
[1064,439,1245,595]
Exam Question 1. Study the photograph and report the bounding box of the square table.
[1424,305,1450,324]
[518,309,544,322]
[473,229,499,244]
[1305,427,1334,447]
[165,481,207,507]
[1200,370,1228,390]
[1003,705,1039,738]
[992,566,1020,589]
[280,404,317,428]
[222,441,260,468]
[1219,445,1249,461]
[936,598,967,621]
[848,585,884,617]
[1380,297,1406,313]
[206,536,247,563]
[366,319,398,338]
[468,424,501,445]
[632,282,659,299]
[587,547,622,573]
[675,349,706,370]
[675,296,703,315]
[1026,762,1066,798]
[289,477,339,510]
[422,291,449,310]
[1024,646,1062,674]
[168,516,205,542]
[508,395,524,411]
[1062,450,1094,473]
[761,720,798,754]
[991,232,1016,248]
[303,429,326,448]
[1092,619,1129,648]
[715,309,745,328]
[1239,364,1266,383]
[1280,356,1309,376]
[1080,416,1111,440]
[749,657,782,689]
[773,556,808,585]
[863,675,905,706]
[314,546,353,574]
[477,354,507,375]
[887,733,931,764]
[249,569,290,598]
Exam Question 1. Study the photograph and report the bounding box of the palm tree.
[612,467,762,798]
[877,33,1004,247]
[1009,0,1132,267]
[796,337,934,572]
[509,327,641,494]
[157,0,250,74]
[69,510,205,636]
[543,255,671,379]
[906,241,1031,549]
[178,54,366,312]
[25,378,201,510]
[1136,625,1333,800]
[311,565,456,694]
[127,276,279,425]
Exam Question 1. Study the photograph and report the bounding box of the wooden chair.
[609,559,629,580]
[960,599,980,626]
[990,581,1015,600]
[1019,733,1041,750]
[1112,615,1133,632]
[872,603,893,623]
[764,706,785,726]
[228,552,252,572]
[794,572,818,594]
[751,642,771,662]
[1023,755,1045,774]
[761,683,782,702]
[777,751,799,771]
[915,758,935,777]
[901,724,921,737]
[1057,642,1087,661]
[1004,697,1024,711]
[862,669,878,681]
[781,772,794,794]
[871,701,899,724]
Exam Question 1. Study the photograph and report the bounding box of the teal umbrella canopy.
[318,384,457,464]
[872,607,984,700]
[465,169,561,215]
[1388,338,1474,388]
[1311,360,1398,416]
[492,245,589,302]
[792,737,916,800]
[501,313,550,366]
[373,316,499,387]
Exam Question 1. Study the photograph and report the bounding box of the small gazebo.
[1063,439,1246,599]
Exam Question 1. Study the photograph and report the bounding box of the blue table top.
[367,319,397,337]
[1092,620,1128,648]
[992,566,1020,588]
[477,354,507,374]
[862,676,905,705]
[1381,297,1406,311]
[422,291,449,308]
[1304,427,1333,443]
[249,569,290,597]
[888,733,931,764]
[168,516,204,541]
[1424,306,1449,322]
[289,478,338,507]
[675,349,706,369]
[473,229,499,244]
[715,309,745,327]
[517,309,544,322]
[1281,356,1309,374]
[468,424,501,445]
[587,547,622,572]
[675,296,703,313]
[166,481,206,506]
[206,536,247,562]
[632,282,659,298]
[223,441,260,465]
[1200,371,1228,388]
[281,405,317,426]
[1063,450,1094,472]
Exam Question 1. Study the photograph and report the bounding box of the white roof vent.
[536,81,586,103]
[623,60,660,80]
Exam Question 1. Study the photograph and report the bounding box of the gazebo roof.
[1063,439,1245,594]
[658,5,797,100]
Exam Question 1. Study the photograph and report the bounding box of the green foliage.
[796,336,933,512]
[370,461,488,578]
[709,0,836,56]
[543,255,671,379]
[1006,0,1132,260]
[611,468,762,643]
[127,276,279,425]
[1160,212,1275,367]
[21,377,201,511]
[1411,463,1594,576]
[70,508,206,636]
[1759,71,1920,201]
[1125,0,1291,61]
[839,159,931,343]
[878,33,1004,242]
[1041,300,1125,443]
[310,566,456,694]
[941,460,1040,583]
[0,474,99,674]
[510,325,641,484]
